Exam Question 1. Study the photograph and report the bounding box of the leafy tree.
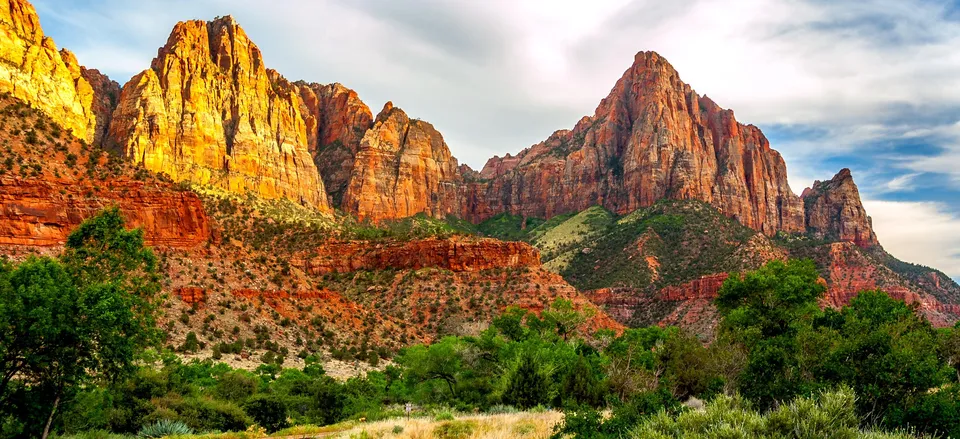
[503,353,550,409]
[243,395,289,432]
[0,209,160,439]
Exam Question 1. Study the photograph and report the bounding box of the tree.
[243,395,289,432]
[0,209,160,439]
[503,353,550,409]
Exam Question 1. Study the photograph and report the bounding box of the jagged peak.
[1,0,42,43]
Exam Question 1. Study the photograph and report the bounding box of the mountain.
[0,0,956,371]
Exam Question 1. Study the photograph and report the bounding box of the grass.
[325,410,562,439]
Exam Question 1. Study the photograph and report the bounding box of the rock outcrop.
[108,16,329,211]
[305,237,540,274]
[295,82,374,205]
[0,177,210,248]
[342,102,463,221]
[0,0,99,143]
[801,168,878,247]
[466,52,805,236]
[80,68,120,146]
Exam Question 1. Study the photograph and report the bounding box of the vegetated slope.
[480,199,960,335]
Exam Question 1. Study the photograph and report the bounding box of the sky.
[32,0,960,281]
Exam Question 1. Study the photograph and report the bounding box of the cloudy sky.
[34,0,960,280]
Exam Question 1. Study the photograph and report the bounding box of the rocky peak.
[109,16,330,212]
[464,51,805,235]
[802,168,878,248]
[0,0,99,142]
[342,103,462,221]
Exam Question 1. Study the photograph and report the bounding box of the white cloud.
[864,200,960,280]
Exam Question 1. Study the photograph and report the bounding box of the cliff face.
[0,0,99,143]
[342,102,463,221]
[802,168,878,247]
[304,237,540,275]
[467,52,805,236]
[295,82,374,205]
[80,68,120,146]
[108,16,329,211]
[0,177,210,248]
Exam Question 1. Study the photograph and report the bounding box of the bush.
[243,395,289,433]
[433,420,476,439]
[137,419,193,438]
[153,396,250,433]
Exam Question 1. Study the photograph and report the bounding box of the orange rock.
[0,177,210,248]
[108,16,330,212]
[342,103,463,221]
[0,0,99,142]
[304,237,540,274]
[801,169,878,247]
[466,52,805,236]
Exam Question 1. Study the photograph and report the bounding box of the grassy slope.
[480,200,761,292]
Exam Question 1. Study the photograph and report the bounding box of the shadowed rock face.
[0,0,100,143]
[107,16,330,211]
[802,168,879,248]
[341,102,464,222]
[465,52,805,236]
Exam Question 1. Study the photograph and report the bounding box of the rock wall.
[466,52,806,236]
[342,102,463,221]
[108,16,329,211]
[0,177,210,248]
[304,237,540,274]
[802,168,879,247]
[0,0,99,142]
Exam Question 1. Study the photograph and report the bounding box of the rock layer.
[802,168,878,247]
[0,177,210,248]
[108,16,329,211]
[304,237,540,275]
[0,0,98,142]
[342,102,463,221]
[467,52,805,236]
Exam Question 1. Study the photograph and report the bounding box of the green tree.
[503,353,550,409]
[0,209,160,439]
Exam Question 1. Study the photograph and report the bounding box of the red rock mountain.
[802,168,878,247]
[342,102,463,221]
[466,52,805,236]
[107,16,331,211]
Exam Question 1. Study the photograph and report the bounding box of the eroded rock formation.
[0,177,210,248]
[466,52,806,236]
[108,16,329,211]
[342,102,463,221]
[802,168,879,247]
[305,237,539,274]
[0,0,99,142]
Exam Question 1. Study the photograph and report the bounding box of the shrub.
[154,396,251,433]
[243,395,289,433]
[433,420,476,439]
[137,419,193,438]
[434,410,455,421]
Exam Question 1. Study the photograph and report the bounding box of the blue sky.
[32,0,960,280]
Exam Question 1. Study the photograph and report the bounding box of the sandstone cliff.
[0,0,99,143]
[801,168,878,247]
[0,177,210,248]
[295,82,374,205]
[467,52,806,236]
[108,16,329,211]
[342,102,463,221]
[80,68,120,146]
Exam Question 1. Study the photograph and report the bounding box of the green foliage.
[243,395,289,433]
[476,212,545,241]
[503,354,551,409]
[433,420,476,439]
[137,419,192,438]
[633,387,918,439]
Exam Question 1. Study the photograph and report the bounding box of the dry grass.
[324,411,562,439]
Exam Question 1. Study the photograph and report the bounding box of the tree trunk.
[41,394,60,439]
